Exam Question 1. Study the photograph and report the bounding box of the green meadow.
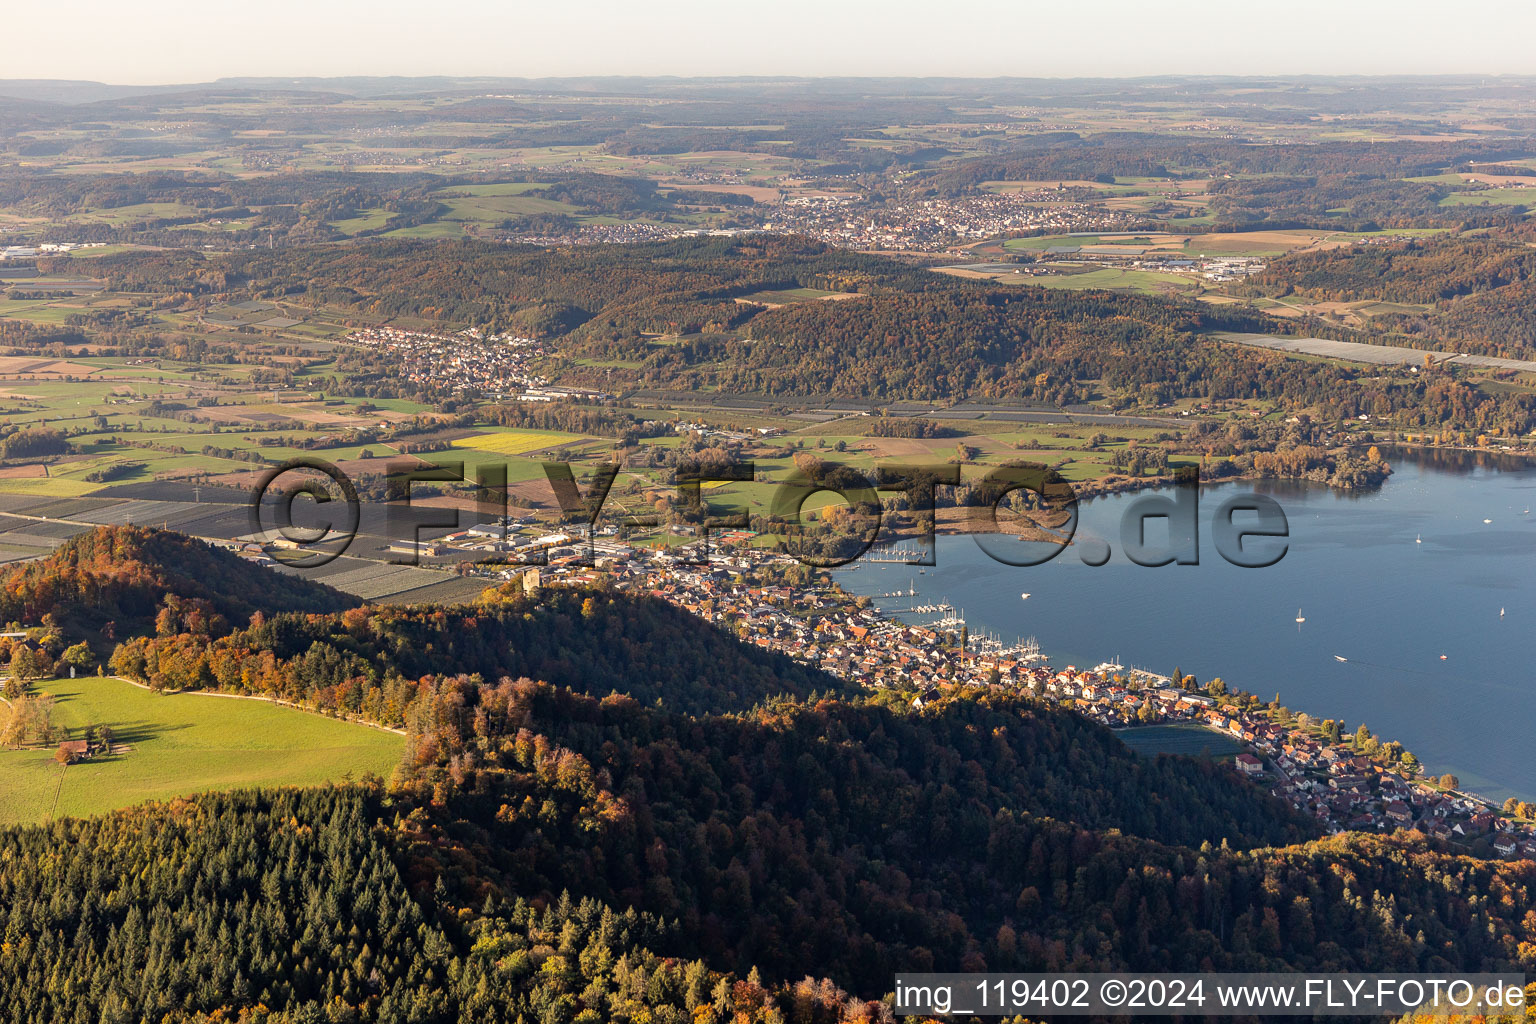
[0,676,403,826]
[1115,723,1246,760]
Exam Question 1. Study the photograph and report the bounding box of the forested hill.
[83,236,948,340]
[0,525,358,638]
[1,692,1532,1023]
[108,585,860,717]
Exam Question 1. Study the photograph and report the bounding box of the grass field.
[0,676,403,826]
[0,299,85,324]
[1439,188,1536,208]
[329,208,392,234]
[1115,723,1246,760]
[736,287,841,304]
[0,476,99,497]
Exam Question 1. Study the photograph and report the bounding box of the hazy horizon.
[9,0,1536,86]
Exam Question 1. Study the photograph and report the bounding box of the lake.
[835,449,1536,804]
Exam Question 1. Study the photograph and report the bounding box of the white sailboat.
[1415,534,1422,544]
[1295,608,1305,624]
[1334,655,1348,663]
[1020,592,1031,601]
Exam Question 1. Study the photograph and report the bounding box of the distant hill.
[0,526,358,639]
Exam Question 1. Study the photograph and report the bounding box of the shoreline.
[839,572,1514,831]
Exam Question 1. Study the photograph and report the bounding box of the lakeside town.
[447,533,1536,860]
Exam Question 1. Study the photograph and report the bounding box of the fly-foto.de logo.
[247,458,1289,570]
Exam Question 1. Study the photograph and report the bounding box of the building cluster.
[667,421,782,441]
[591,555,1048,690]
[1242,714,1536,854]
[0,242,104,260]
[1028,245,1267,281]
[345,326,549,399]
[519,385,613,403]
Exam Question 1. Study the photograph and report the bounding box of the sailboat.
[1415,534,1422,544]
[1484,518,1493,524]
[1501,607,1506,618]
[1295,608,1305,624]
[1334,655,1348,663]
[1020,592,1031,601]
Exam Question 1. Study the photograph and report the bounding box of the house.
[57,739,90,762]
[1234,753,1264,774]
[1454,812,1498,837]
[1493,836,1519,857]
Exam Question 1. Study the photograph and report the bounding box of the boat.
[1501,607,1506,618]
[1484,518,1493,524]
[1415,534,1422,544]
[1020,592,1031,600]
[1334,655,1348,662]
[1440,654,1448,660]
[1295,608,1305,624]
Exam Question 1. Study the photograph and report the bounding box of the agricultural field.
[1023,266,1198,295]
[449,428,589,457]
[1000,229,1370,258]
[0,675,403,826]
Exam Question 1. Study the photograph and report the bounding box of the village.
[345,326,556,400]
[761,188,1139,251]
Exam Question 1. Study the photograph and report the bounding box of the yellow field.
[450,429,585,456]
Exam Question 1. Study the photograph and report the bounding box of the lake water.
[835,450,1536,804]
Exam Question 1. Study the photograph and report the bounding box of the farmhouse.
[57,739,91,762]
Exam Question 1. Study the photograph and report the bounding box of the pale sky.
[7,0,1536,85]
